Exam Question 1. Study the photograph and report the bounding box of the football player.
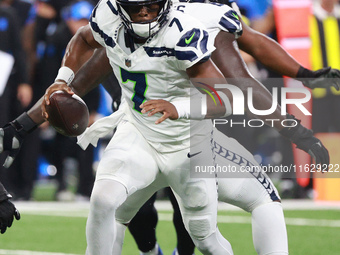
[113,1,335,255]
[2,0,239,254]
[49,2,328,255]
[0,181,20,234]
[121,1,339,254]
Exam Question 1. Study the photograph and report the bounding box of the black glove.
[0,112,37,168]
[0,183,20,234]
[280,115,330,170]
[0,198,20,234]
[296,66,340,90]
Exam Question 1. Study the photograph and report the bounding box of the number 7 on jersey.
[121,68,148,113]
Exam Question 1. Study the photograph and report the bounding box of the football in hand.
[46,91,89,137]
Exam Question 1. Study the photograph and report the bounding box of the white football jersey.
[90,0,215,151]
[172,2,243,41]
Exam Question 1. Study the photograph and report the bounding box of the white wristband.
[172,95,206,120]
[172,99,190,119]
[55,66,75,85]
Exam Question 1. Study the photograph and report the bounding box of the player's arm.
[26,25,103,123]
[212,31,286,130]
[28,46,111,123]
[42,24,103,117]
[60,25,102,79]
[0,29,108,168]
[238,20,300,78]
[238,19,340,89]
[186,59,233,119]
[212,31,329,167]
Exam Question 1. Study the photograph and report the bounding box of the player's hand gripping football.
[140,99,179,124]
[297,67,340,90]
[0,197,20,234]
[0,113,37,168]
[42,81,74,119]
[280,114,330,171]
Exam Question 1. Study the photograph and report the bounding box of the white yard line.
[21,209,340,228]
[0,250,80,255]
[15,200,340,228]
[158,213,340,228]
[15,199,340,213]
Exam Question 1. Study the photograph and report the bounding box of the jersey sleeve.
[217,6,243,39]
[174,26,215,70]
[89,0,117,48]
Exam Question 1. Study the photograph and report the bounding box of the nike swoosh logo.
[232,12,239,20]
[185,32,195,45]
[187,151,202,158]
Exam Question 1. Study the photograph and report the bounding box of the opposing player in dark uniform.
[0,1,36,199]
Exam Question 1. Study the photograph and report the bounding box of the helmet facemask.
[116,0,171,40]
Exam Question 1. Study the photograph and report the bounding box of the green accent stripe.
[200,88,217,106]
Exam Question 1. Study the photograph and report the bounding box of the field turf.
[0,205,339,255]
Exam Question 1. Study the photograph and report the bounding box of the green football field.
[0,202,340,255]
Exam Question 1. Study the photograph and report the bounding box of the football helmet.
[116,0,171,40]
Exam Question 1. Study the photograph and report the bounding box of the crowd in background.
[0,0,339,201]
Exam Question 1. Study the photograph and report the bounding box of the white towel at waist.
[77,107,126,150]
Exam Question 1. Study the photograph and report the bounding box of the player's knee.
[250,199,282,213]
[181,181,209,211]
[186,217,213,240]
[91,192,116,213]
[91,188,124,214]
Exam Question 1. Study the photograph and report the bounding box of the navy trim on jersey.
[219,10,242,34]
[198,55,210,63]
[144,47,175,57]
[177,28,200,48]
[175,28,209,62]
[200,30,209,55]
[90,6,116,48]
[213,141,280,201]
[175,50,198,62]
[106,0,118,15]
